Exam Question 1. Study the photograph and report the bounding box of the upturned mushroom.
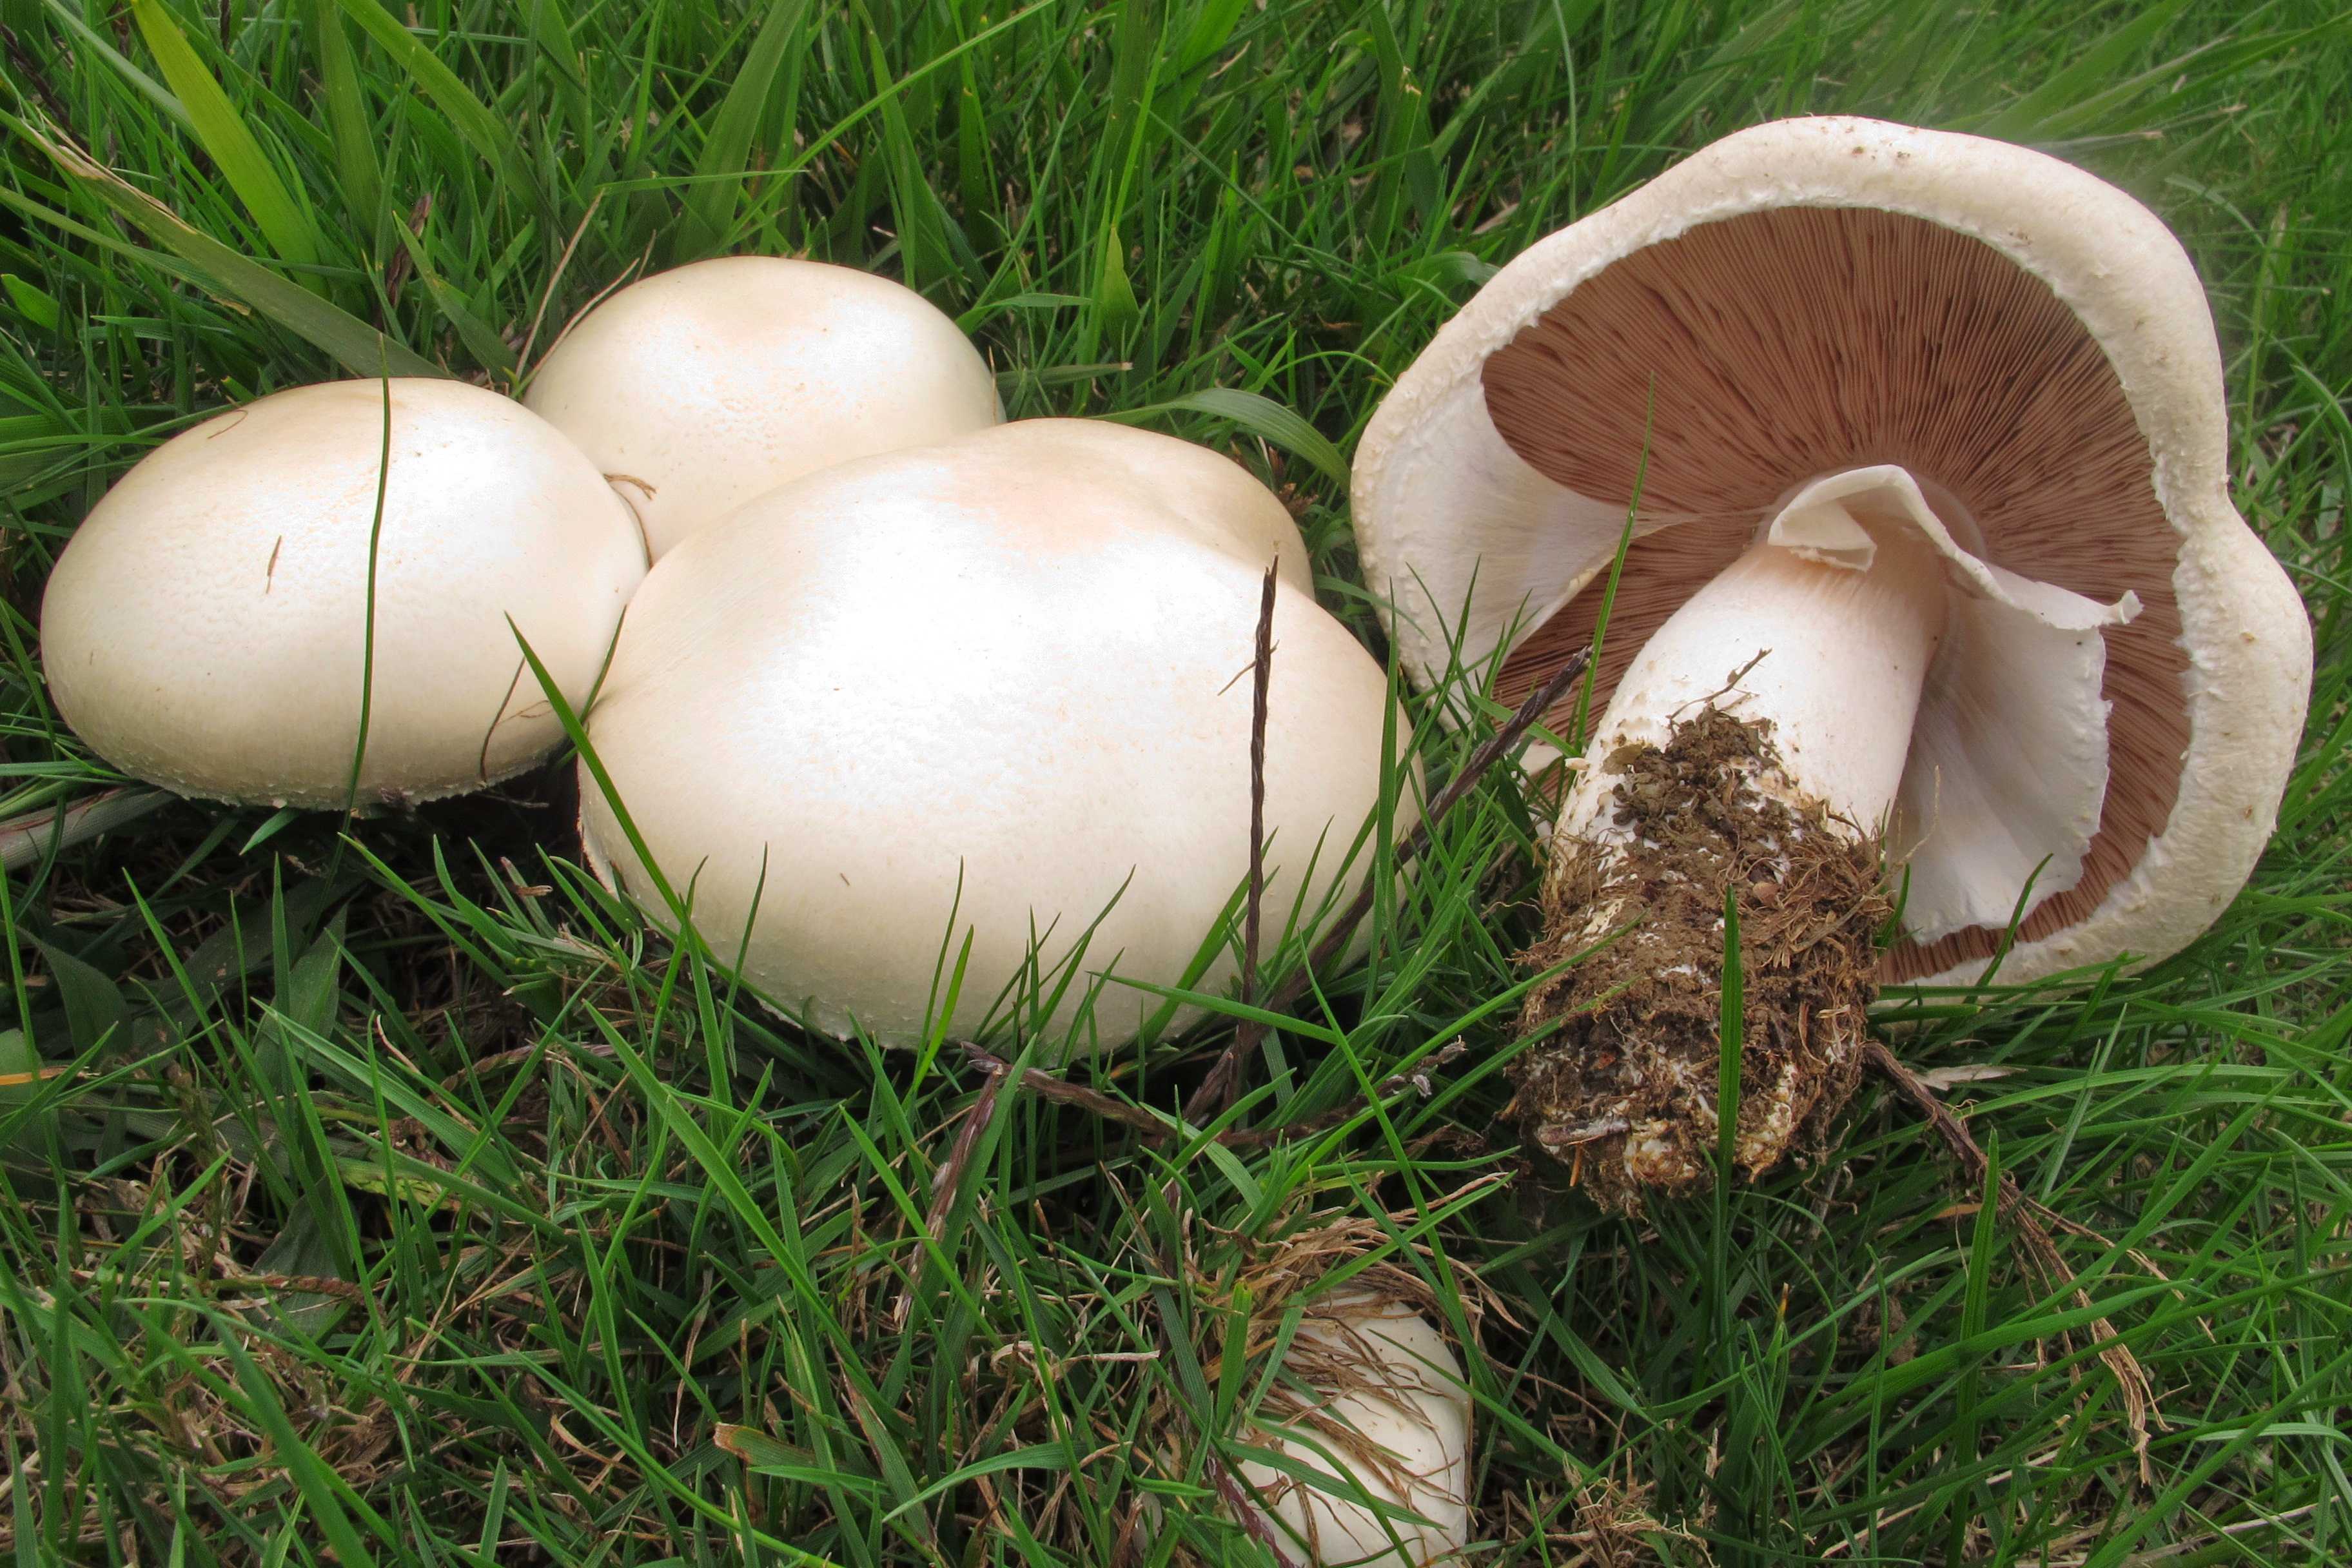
[1236,1295,1472,1568]
[522,256,1002,559]
[41,379,647,810]
[576,419,1410,1050]
[1352,117,2311,1204]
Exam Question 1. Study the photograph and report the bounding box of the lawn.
[3,1,2350,1563]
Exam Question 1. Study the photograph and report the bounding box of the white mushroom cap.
[1354,115,2311,988]
[1237,1297,1472,1568]
[40,379,647,809]
[522,256,1002,559]
[577,419,1404,1049]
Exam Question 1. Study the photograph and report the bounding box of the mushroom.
[1235,1295,1471,1568]
[41,379,647,810]
[577,419,1410,1049]
[1351,117,2311,1204]
[522,256,1002,560]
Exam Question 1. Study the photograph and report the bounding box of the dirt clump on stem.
[1513,707,1890,1212]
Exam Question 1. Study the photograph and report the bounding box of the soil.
[1513,707,1890,1213]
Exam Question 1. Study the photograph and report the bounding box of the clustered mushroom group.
[30,119,2312,1568]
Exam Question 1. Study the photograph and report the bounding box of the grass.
[2,0,2349,1562]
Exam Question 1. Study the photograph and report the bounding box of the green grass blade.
[128,0,323,277]
[8,112,442,378]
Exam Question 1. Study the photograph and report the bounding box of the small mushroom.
[1352,117,2311,1203]
[577,420,1409,1048]
[40,379,647,810]
[1236,1295,1471,1568]
[522,256,1001,559]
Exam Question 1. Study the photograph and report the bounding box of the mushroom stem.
[1517,469,1953,1206]
[1567,473,1954,850]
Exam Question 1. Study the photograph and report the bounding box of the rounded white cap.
[1353,116,2312,987]
[577,419,1404,1049]
[522,256,1002,559]
[41,378,647,809]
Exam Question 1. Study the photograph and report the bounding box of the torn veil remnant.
[1352,117,2313,1205]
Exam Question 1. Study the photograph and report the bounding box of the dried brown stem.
[1863,1039,2157,1482]
[218,1271,369,1306]
[992,643,1593,1159]
[516,190,609,377]
[0,787,174,872]
[1186,559,1281,1126]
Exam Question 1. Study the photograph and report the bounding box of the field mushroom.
[1235,1295,1472,1568]
[1352,117,2312,1204]
[576,419,1409,1050]
[41,379,647,810]
[522,256,1001,559]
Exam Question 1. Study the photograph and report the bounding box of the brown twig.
[516,193,620,380]
[1185,558,1280,1126]
[385,193,432,309]
[0,787,174,871]
[1863,1039,2157,1482]
[892,1057,1014,1331]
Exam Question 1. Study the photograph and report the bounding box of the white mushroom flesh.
[576,420,1408,1051]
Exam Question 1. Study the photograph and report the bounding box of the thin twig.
[1863,1039,2158,1482]
[217,1271,369,1306]
[892,1059,1014,1331]
[385,193,432,308]
[979,646,1591,1155]
[2117,1502,2322,1565]
[1185,558,1280,1126]
[517,198,633,383]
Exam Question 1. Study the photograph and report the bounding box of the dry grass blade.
[961,1044,1164,1135]
[923,1059,1008,1245]
[1863,1039,2159,1482]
